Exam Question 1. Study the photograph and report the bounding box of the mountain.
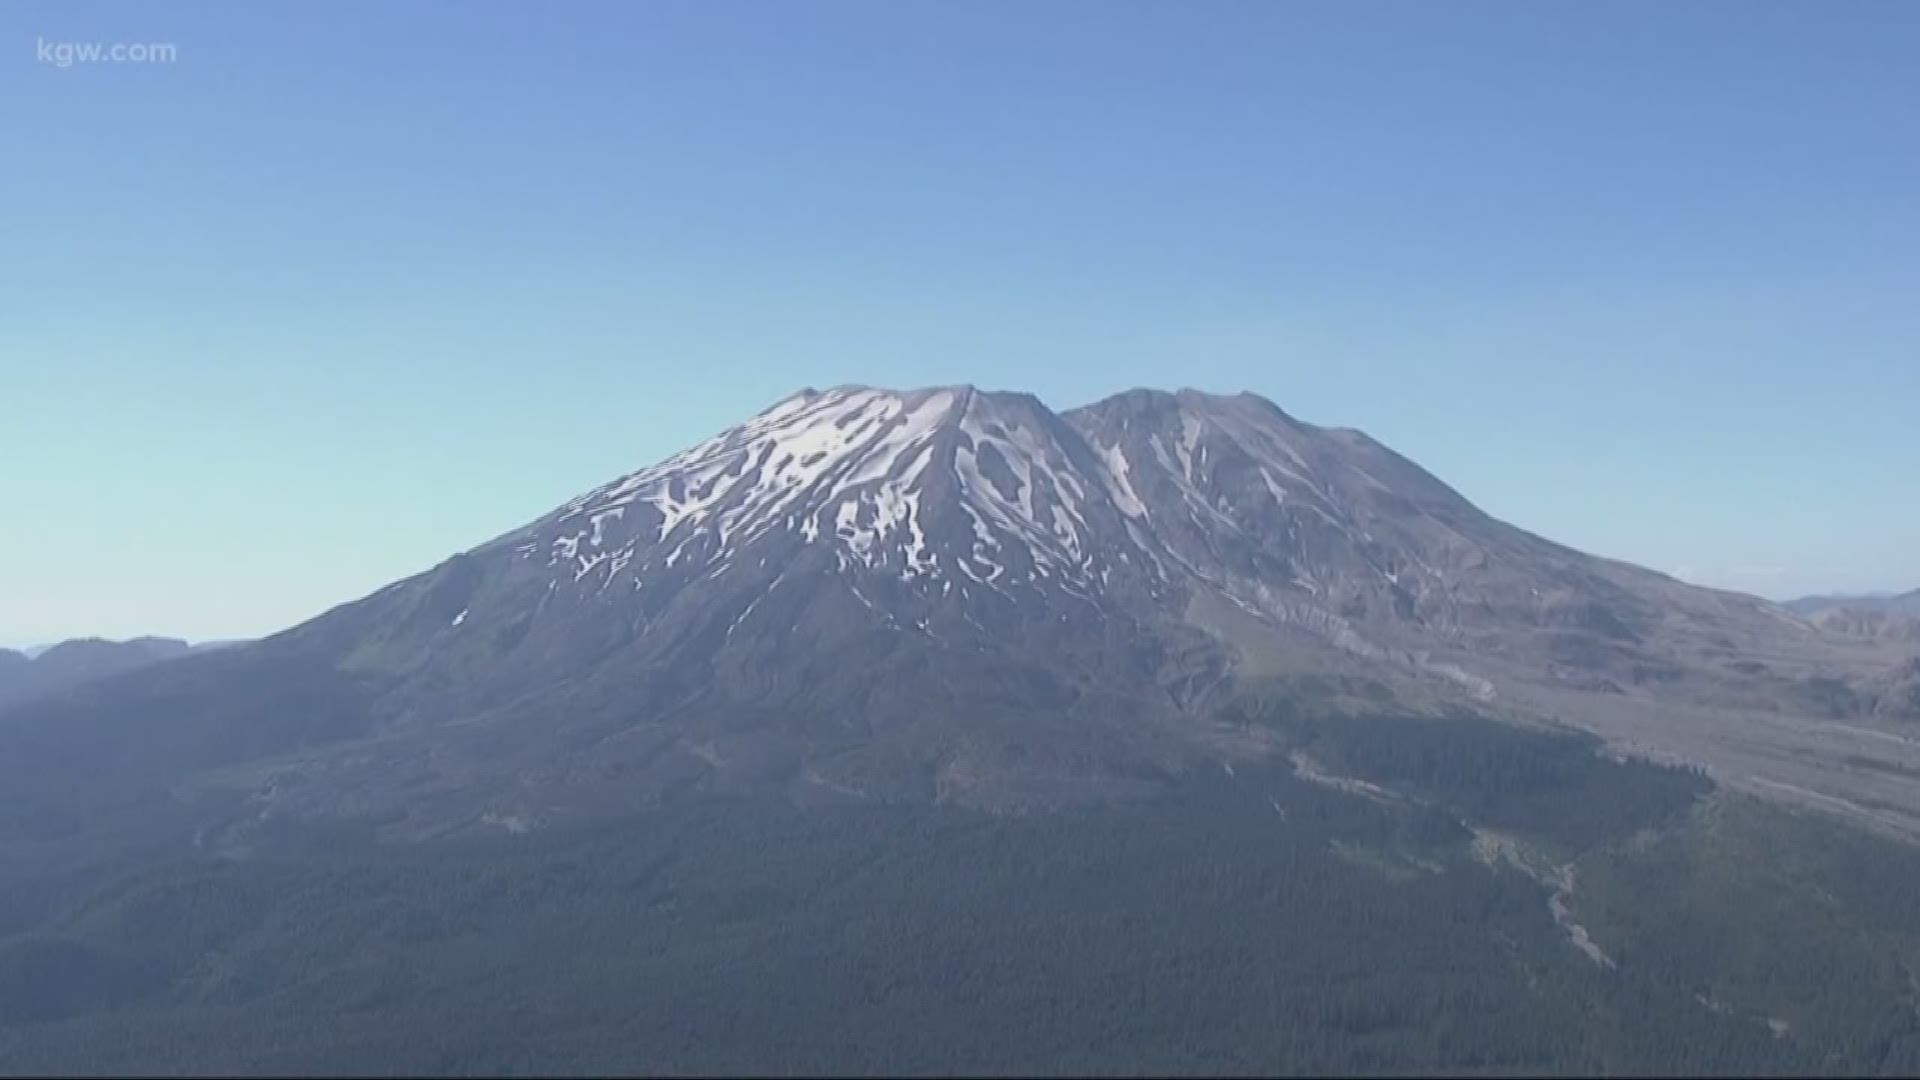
[0,636,194,710]
[0,385,1912,842]
[0,650,28,691]
[1062,391,1826,694]
[1787,588,1920,618]
[1782,595,1920,697]
[1803,605,1920,641]
[7,385,1920,1074]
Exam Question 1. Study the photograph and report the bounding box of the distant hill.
[1785,589,1920,618]
[0,637,199,710]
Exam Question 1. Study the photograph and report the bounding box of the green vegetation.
[1578,794,1920,1073]
[0,705,1916,1075]
[1236,696,1711,856]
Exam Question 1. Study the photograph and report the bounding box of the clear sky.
[2,1,1916,645]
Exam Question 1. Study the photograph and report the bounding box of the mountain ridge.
[0,636,199,710]
[0,384,1914,842]
[1786,588,1920,618]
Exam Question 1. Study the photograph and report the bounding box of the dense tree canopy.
[0,706,1915,1076]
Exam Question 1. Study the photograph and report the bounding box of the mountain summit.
[1,386,1914,840]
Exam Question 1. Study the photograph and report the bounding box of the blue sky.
[2,1,1916,644]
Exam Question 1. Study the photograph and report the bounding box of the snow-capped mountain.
[519,385,1168,611]
[435,382,1728,674]
[2,384,1913,840]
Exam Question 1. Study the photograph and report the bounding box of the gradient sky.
[3,1,1917,645]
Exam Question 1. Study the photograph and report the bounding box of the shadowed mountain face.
[0,386,1912,841]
